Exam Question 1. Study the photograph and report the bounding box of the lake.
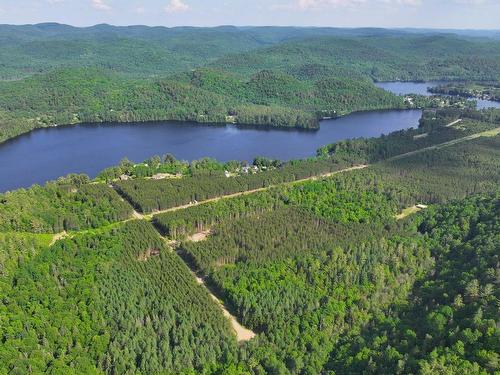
[375,81,447,96]
[375,81,500,109]
[0,109,422,192]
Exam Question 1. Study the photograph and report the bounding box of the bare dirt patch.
[220,302,256,342]
[50,231,68,246]
[150,173,182,180]
[203,283,256,342]
[186,230,211,242]
[131,210,144,219]
[396,204,428,220]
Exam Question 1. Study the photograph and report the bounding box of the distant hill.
[1,24,499,80]
[0,24,404,79]
[214,34,500,82]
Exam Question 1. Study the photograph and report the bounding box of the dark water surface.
[375,81,500,109]
[375,81,447,96]
[0,109,422,192]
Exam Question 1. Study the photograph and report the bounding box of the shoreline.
[0,105,418,146]
[0,108,423,192]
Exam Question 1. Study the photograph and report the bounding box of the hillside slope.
[0,67,405,143]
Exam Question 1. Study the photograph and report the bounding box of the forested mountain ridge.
[1,24,499,81]
[0,66,405,143]
[0,24,433,80]
[214,34,500,81]
[0,24,278,80]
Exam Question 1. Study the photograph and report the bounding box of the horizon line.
[0,22,499,32]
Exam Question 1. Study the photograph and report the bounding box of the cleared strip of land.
[445,118,463,127]
[185,259,256,342]
[387,127,500,162]
[395,205,429,220]
[140,165,369,220]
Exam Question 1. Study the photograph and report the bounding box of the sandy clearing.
[50,231,68,246]
[131,210,144,219]
[395,206,422,220]
[217,298,256,342]
[396,204,429,220]
[185,230,211,242]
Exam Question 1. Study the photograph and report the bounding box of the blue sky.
[0,0,499,29]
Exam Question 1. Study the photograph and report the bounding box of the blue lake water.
[375,81,500,109]
[0,109,422,192]
[375,81,447,96]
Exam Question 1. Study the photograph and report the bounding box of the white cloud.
[299,0,365,9]
[135,6,145,14]
[453,0,487,4]
[91,0,111,11]
[389,0,422,5]
[164,0,190,13]
[274,0,423,10]
[47,0,65,4]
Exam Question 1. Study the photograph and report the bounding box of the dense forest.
[1,24,500,142]
[1,107,499,373]
[328,194,500,374]
[0,176,131,233]
[174,132,500,373]
[0,221,238,374]
[1,24,499,81]
[181,206,431,373]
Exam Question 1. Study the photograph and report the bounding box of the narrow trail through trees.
[176,247,256,342]
[445,118,462,127]
[387,126,500,162]
[136,164,369,220]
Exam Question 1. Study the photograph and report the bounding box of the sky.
[0,0,499,29]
